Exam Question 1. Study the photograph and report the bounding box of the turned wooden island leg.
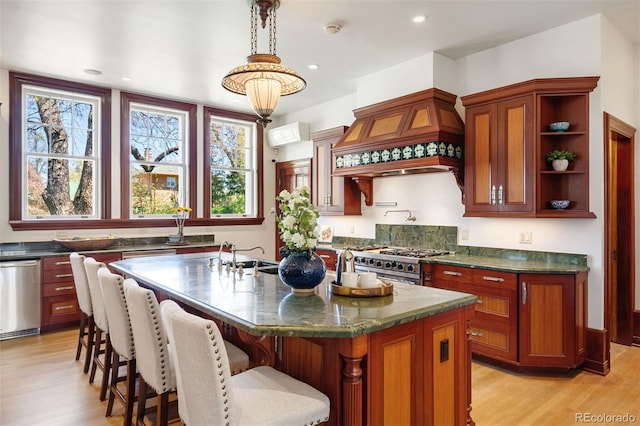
[341,355,364,426]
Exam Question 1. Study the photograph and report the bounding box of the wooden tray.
[330,282,393,298]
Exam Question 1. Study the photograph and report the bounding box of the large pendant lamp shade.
[221,1,306,127]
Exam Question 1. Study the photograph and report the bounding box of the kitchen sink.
[256,266,279,275]
[233,259,279,275]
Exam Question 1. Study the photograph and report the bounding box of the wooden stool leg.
[76,313,86,361]
[124,359,137,426]
[99,337,113,401]
[83,316,96,374]
[157,392,169,426]
[136,378,148,426]
[89,328,103,384]
[105,351,119,417]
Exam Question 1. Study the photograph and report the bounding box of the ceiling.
[1,1,638,120]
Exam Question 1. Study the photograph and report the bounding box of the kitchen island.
[111,253,478,426]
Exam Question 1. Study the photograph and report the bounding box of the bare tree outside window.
[24,91,97,217]
[129,105,187,216]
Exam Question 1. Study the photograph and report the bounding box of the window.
[205,107,264,221]
[9,72,111,227]
[120,92,197,219]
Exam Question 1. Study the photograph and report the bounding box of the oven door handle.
[375,274,417,286]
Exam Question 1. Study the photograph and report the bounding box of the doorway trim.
[603,112,637,350]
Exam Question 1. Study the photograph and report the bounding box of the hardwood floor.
[1,328,639,425]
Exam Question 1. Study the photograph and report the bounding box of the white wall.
[0,69,278,260]
[600,16,640,311]
[280,14,639,330]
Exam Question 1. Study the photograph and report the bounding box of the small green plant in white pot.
[546,150,576,171]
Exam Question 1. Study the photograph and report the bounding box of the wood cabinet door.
[464,103,499,214]
[464,94,533,216]
[519,273,576,367]
[311,126,361,216]
[496,95,534,213]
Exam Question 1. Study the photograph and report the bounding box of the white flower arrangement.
[270,186,319,251]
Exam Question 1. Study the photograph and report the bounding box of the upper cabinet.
[311,126,364,215]
[461,77,599,218]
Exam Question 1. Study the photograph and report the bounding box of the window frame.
[204,107,264,226]
[9,72,112,230]
[8,74,265,231]
[120,92,197,224]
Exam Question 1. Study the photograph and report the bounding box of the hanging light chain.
[250,3,257,56]
[269,4,276,56]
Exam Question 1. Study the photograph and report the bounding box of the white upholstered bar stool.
[84,256,112,401]
[123,278,178,426]
[98,268,137,426]
[69,252,95,374]
[161,300,330,426]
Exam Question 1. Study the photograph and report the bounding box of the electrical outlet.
[519,232,532,244]
[460,229,469,240]
[349,224,355,234]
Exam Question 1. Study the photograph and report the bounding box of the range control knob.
[407,265,415,272]
[368,258,375,265]
[384,262,392,269]
[376,260,383,267]
[397,263,404,270]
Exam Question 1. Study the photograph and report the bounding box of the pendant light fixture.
[222,0,306,127]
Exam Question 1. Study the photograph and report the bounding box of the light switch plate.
[519,232,532,244]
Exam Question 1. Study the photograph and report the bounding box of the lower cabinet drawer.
[470,318,518,362]
[433,279,516,327]
[43,281,76,297]
[42,295,79,325]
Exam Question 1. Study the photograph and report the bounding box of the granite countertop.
[0,237,219,261]
[425,254,590,274]
[1,238,588,275]
[110,252,478,338]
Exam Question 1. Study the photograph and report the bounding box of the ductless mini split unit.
[267,122,310,147]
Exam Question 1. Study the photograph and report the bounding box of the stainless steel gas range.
[346,246,451,286]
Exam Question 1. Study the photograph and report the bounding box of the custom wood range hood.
[332,88,466,203]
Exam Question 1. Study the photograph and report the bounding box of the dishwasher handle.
[0,260,41,268]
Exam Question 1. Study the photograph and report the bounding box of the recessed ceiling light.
[324,23,341,34]
[411,15,426,24]
[122,76,131,81]
[308,64,319,70]
[83,68,102,75]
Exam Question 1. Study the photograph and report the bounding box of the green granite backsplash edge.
[331,224,587,267]
[1,234,217,254]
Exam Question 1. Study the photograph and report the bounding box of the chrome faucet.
[231,245,266,272]
[210,240,231,269]
[384,209,416,222]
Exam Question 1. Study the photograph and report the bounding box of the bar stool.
[84,257,112,401]
[123,279,177,426]
[69,252,95,373]
[161,300,330,426]
[98,268,137,426]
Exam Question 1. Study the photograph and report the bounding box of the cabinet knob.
[443,270,462,277]
[491,185,496,205]
[522,281,527,304]
[498,185,504,205]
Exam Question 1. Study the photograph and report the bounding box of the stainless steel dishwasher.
[0,259,41,340]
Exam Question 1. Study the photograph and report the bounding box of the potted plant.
[546,149,576,171]
[270,186,326,292]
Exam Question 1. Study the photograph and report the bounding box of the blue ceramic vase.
[278,248,326,293]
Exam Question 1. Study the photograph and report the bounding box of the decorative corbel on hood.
[332,88,465,203]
